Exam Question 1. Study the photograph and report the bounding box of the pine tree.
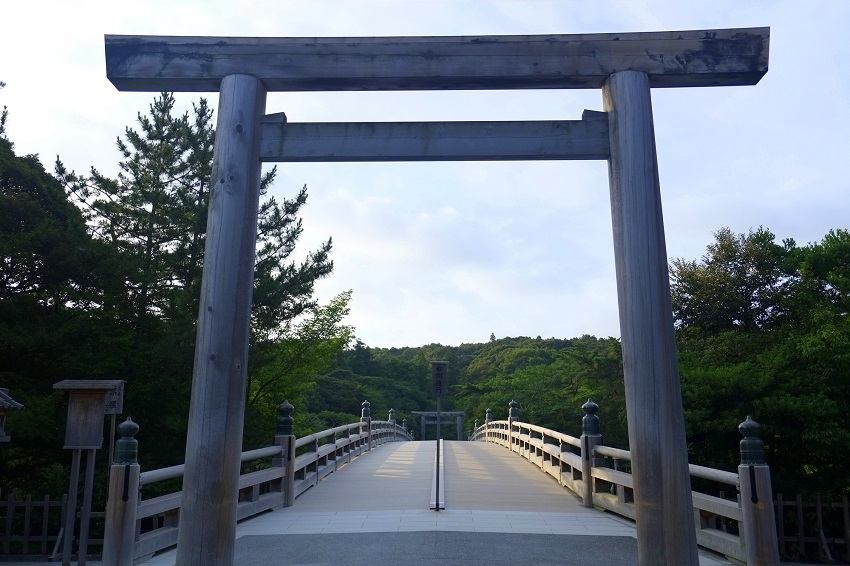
[56,93,336,462]
[58,93,333,341]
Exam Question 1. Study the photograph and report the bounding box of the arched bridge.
[88,401,778,566]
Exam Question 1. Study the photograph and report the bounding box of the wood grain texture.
[176,74,266,566]
[102,463,140,566]
[258,114,609,162]
[105,28,769,92]
[738,464,781,565]
[603,70,699,565]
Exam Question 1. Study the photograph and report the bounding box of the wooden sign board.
[431,361,448,398]
[54,380,125,449]
[104,381,124,415]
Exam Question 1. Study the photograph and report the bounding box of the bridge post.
[738,417,780,566]
[485,408,492,441]
[361,400,372,451]
[102,418,140,566]
[456,415,463,440]
[508,400,518,453]
[603,69,698,565]
[274,401,296,508]
[580,399,603,508]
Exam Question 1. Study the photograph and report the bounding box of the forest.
[1,95,848,505]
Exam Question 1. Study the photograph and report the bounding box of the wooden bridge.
[97,440,736,566]
[69,403,778,566]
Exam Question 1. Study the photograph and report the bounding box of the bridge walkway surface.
[4,441,736,565]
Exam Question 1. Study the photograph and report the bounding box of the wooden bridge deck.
[4,441,735,565]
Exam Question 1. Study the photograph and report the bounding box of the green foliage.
[0,119,132,491]
[244,291,355,448]
[673,227,850,496]
[1,94,340,493]
[310,335,626,445]
[450,335,627,445]
[671,227,792,333]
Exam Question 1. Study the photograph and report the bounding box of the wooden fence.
[776,493,850,563]
[0,493,66,557]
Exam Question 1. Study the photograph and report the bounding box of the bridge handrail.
[590,445,738,487]
[104,408,412,563]
[592,445,630,460]
[471,413,766,564]
[139,445,288,486]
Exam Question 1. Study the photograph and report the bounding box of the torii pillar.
[604,70,697,563]
[104,28,768,566]
[175,75,266,565]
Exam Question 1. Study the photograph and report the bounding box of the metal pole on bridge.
[436,396,441,511]
[431,361,447,512]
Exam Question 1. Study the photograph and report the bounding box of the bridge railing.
[102,400,412,565]
[471,400,778,565]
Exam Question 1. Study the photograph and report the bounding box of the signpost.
[105,382,124,469]
[431,361,447,511]
[53,380,124,566]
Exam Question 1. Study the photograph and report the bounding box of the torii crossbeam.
[104,28,769,566]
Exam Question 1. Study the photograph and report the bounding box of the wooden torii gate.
[412,411,465,440]
[104,28,769,566]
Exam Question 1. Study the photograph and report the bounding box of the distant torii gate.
[104,28,769,566]
[412,411,464,440]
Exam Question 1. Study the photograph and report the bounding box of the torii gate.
[104,28,769,566]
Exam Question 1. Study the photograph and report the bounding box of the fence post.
[738,416,780,566]
[102,418,140,566]
[274,401,296,508]
[580,399,603,508]
[508,400,518,452]
[361,400,372,451]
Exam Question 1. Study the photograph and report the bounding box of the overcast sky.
[2,0,848,348]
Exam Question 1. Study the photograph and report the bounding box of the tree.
[672,227,850,495]
[55,93,335,465]
[0,117,131,493]
[246,291,355,418]
[244,285,355,446]
[59,93,333,341]
[670,227,792,333]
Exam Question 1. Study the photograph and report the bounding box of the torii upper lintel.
[104,27,769,93]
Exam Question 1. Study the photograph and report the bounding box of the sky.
[2,0,848,348]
